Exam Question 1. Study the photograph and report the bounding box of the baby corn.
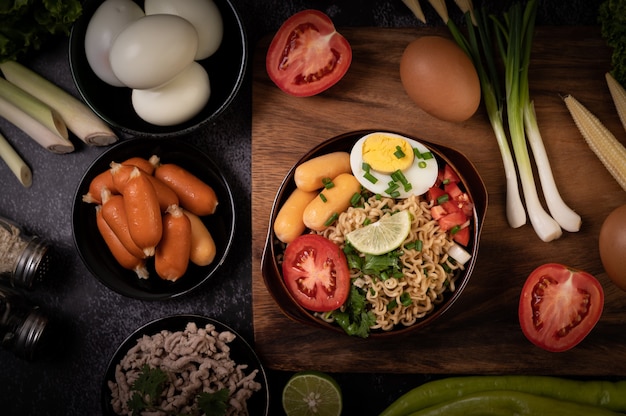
[564,94,626,192]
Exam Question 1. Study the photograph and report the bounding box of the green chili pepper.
[379,376,626,416]
[406,390,624,416]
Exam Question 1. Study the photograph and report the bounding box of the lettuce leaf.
[0,0,82,63]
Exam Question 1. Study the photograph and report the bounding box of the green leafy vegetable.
[0,0,82,63]
[127,364,230,416]
[332,285,377,338]
[599,0,626,86]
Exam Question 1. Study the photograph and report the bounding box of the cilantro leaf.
[197,388,230,416]
[332,286,376,338]
[128,365,168,411]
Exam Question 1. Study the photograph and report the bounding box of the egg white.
[350,132,438,198]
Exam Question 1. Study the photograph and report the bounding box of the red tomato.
[266,10,352,97]
[452,226,470,246]
[282,234,350,312]
[518,263,604,352]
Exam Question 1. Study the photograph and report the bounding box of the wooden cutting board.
[251,26,626,375]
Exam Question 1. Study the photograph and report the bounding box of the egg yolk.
[362,134,414,173]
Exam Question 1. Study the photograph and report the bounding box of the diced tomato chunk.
[427,186,446,204]
[430,205,447,220]
[442,164,461,184]
[452,226,470,246]
[444,182,464,200]
[438,211,467,231]
[441,200,461,214]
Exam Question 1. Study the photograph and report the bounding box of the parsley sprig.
[127,364,229,416]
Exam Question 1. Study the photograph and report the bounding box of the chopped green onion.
[350,192,361,206]
[450,225,461,235]
[324,212,339,227]
[413,148,422,159]
[421,151,434,160]
[418,161,427,168]
[322,177,334,189]
[387,299,398,310]
[441,262,452,273]
[362,162,372,172]
[363,218,372,226]
[319,193,327,203]
[394,146,406,158]
[415,240,423,251]
[400,292,413,306]
[437,194,449,204]
[363,171,378,184]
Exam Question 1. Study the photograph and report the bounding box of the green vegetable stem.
[379,375,626,416]
[405,391,625,416]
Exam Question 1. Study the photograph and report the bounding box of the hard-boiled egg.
[350,132,438,198]
[144,0,223,60]
[84,0,144,87]
[109,14,199,90]
[131,62,210,126]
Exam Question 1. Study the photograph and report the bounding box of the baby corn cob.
[606,72,626,133]
[563,94,626,192]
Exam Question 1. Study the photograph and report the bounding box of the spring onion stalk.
[0,131,32,187]
[416,1,527,228]
[494,1,562,242]
[0,77,74,154]
[0,61,118,146]
[514,2,580,232]
[606,72,626,133]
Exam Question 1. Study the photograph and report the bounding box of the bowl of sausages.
[72,138,235,300]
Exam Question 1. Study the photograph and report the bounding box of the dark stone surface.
[0,1,603,414]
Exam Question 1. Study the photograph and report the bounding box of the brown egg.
[599,204,626,291]
[400,35,481,122]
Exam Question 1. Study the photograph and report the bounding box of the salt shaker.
[0,286,50,360]
[0,216,51,289]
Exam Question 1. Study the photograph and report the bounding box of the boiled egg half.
[350,132,438,198]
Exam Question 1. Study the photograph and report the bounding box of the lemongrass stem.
[402,0,427,24]
[0,77,74,153]
[0,131,32,187]
[0,61,118,146]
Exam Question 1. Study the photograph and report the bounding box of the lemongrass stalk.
[500,1,562,242]
[427,0,449,23]
[0,77,74,153]
[0,131,32,187]
[606,72,626,133]
[402,0,427,23]
[0,61,118,146]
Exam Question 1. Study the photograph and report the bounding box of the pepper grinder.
[0,216,52,289]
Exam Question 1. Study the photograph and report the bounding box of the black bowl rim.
[68,0,248,138]
[72,138,236,300]
[101,314,269,416]
[261,129,488,338]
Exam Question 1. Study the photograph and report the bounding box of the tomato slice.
[282,234,350,312]
[266,9,352,97]
[518,263,604,352]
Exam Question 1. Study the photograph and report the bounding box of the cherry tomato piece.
[282,234,350,312]
[518,263,604,352]
[266,9,352,97]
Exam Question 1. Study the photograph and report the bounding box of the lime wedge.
[282,371,343,416]
[346,210,411,255]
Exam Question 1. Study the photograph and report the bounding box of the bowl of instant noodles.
[102,314,269,415]
[261,130,488,338]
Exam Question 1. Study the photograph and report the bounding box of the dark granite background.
[0,0,604,414]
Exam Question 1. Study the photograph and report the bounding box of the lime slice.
[282,371,343,416]
[346,210,411,255]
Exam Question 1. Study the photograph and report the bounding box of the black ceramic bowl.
[101,314,269,415]
[69,0,247,138]
[72,138,235,300]
[262,130,488,338]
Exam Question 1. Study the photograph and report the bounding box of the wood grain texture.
[252,26,626,375]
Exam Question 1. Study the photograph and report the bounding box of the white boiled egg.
[84,0,144,86]
[144,0,223,60]
[131,62,210,126]
[350,132,439,198]
[109,14,199,90]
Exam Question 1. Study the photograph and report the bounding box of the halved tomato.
[282,234,350,312]
[266,9,352,97]
[518,263,604,352]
